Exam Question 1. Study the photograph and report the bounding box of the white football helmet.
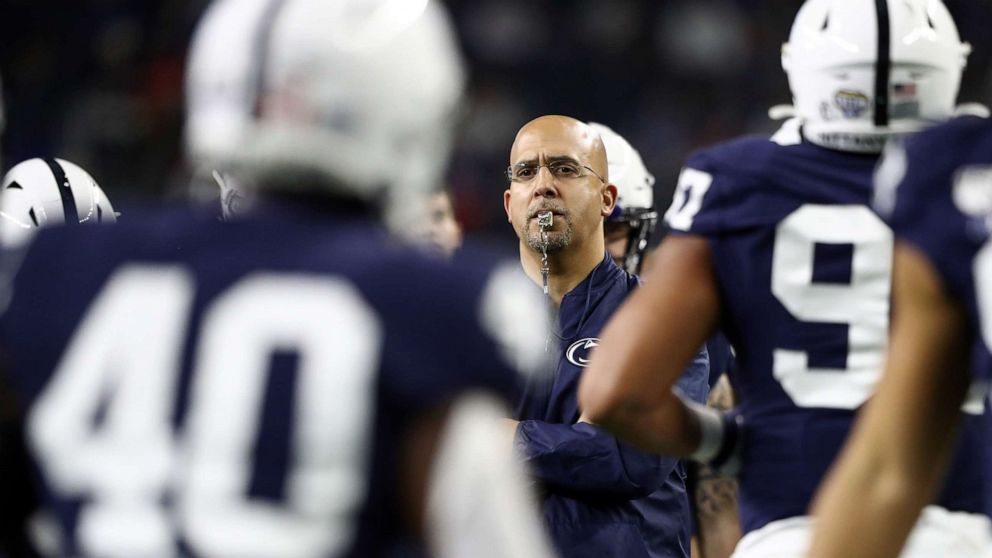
[782,0,969,153]
[185,0,466,231]
[0,158,117,248]
[588,122,657,274]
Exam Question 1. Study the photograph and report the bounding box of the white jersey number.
[28,265,381,557]
[771,205,893,409]
[975,242,992,356]
[665,168,714,231]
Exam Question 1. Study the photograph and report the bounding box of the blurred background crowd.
[2,0,991,246]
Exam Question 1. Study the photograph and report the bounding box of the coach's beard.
[524,208,573,254]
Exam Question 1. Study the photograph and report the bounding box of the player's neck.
[519,237,605,307]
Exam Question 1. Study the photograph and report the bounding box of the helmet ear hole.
[821,13,830,30]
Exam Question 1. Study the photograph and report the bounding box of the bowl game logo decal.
[566,337,599,367]
[834,90,870,118]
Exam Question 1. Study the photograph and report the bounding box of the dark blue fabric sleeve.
[705,333,733,389]
[883,122,979,310]
[515,347,710,500]
[678,345,712,404]
[668,137,801,240]
[515,421,675,500]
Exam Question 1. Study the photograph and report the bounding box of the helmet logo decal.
[566,337,599,367]
[834,90,870,119]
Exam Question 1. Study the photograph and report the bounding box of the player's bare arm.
[692,374,740,558]
[809,242,972,558]
[580,234,721,456]
[399,405,449,537]
[705,374,734,412]
[692,467,741,558]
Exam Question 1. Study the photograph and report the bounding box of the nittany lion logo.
[566,338,599,367]
[834,90,870,119]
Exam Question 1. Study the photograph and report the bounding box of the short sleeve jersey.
[664,122,984,533]
[0,200,544,557]
[881,116,992,380]
[879,117,992,520]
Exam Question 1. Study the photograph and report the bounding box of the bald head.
[509,115,609,181]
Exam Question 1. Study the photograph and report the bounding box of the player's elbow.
[581,397,624,434]
[579,364,651,434]
[577,363,625,427]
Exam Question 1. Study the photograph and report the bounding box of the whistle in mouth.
[537,211,554,229]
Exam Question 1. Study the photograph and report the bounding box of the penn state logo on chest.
[565,337,600,367]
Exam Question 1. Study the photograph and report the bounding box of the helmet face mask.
[0,158,117,248]
[782,0,969,153]
[185,0,466,232]
[605,207,658,275]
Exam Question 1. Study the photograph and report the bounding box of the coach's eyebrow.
[511,155,582,167]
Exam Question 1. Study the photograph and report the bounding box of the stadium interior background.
[2,0,991,251]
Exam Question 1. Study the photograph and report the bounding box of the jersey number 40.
[28,265,381,557]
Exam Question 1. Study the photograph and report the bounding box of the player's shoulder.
[23,204,203,268]
[878,117,992,218]
[900,116,992,185]
[668,123,833,233]
[685,133,785,177]
[356,243,535,331]
[904,115,992,159]
[875,117,992,311]
[689,122,853,176]
[357,245,550,405]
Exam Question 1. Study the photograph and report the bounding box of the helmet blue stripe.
[250,0,289,118]
[44,158,79,225]
[874,0,891,127]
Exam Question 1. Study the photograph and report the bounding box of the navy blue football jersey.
[877,117,992,519]
[879,116,992,382]
[0,199,544,557]
[664,122,985,534]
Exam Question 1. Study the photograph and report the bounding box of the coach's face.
[504,116,616,255]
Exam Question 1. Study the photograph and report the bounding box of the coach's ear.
[503,189,513,223]
[601,183,618,217]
